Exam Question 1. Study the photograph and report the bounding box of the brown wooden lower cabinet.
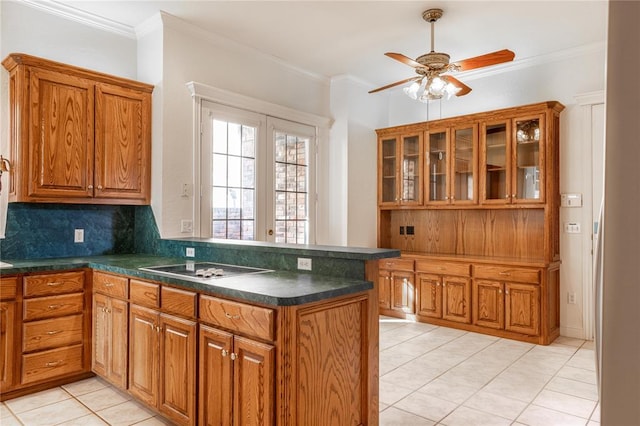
[129,304,197,426]
[379,258,415,315]
[0,271,93,401]
[199,324,274,425]
[92,293,128,388]
[0,300,16,391]
[386,257,558,344]
[3,268,378,424]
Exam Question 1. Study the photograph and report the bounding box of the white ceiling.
[47,0,608,89]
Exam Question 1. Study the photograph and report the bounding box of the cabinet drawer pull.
[104,283,114,287]
[46,330,63,335]
[45,360,62,367]
[48,304,61,310]
[499,272,511,276]
[224,312,240,320]
[47,282,63,287]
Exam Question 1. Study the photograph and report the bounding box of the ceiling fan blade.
[369,76,421,94]
[441,75,472,96]
[453,49,515,71]
[385,52,424,69]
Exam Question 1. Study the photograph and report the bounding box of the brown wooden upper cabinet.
[2,53,153,205]
[378,132,423,206]
[481,114,546,205]
[425,124,478,205]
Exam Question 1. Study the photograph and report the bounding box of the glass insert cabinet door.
[380,137,398,204]
[379,134,423,205]
[482,121,509,202]
[401,135,422,204]
[452,125,478,203]
[427,130,449,202]
[514,117,543,202]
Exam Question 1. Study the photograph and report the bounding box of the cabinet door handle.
[97,185,103,190]
[505,290,510,295]
[230,353,237,361]
[45,360,62,367]
[224,312,240,320]
[46,330,63,335]
[88,185,94,189]
[47,282,63,287]
[221,349,228,357]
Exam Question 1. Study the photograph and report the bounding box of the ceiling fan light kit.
[370,8,515,102]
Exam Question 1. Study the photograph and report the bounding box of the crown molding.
[19,0,136,39]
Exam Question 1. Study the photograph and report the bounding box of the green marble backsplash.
[1,203,137,259]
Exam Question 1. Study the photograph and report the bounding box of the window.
[199,102,316,244]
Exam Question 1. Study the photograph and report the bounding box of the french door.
[199,102,316,243]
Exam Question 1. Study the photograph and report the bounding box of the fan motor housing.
[416,52,450,70]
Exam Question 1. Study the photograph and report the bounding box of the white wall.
[329,76,389,248]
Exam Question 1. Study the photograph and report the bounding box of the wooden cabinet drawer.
[199,295,274,341]
[93,271,128,298]
[161,286,196,318]
[474,265,540,284]
[23,293,84,321]
[24,271,84,297]
[21,344,84,385]
[130,279,159,308]
[23,314,83,352]
[415,260,471,277]
[379,258,414,271]
[0,276,18,300]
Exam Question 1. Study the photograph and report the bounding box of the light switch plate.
[564,222,581,233]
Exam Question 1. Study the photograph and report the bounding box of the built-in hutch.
[376,101,564,345]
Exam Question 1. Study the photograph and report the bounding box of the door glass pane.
[454,127,474,202]
[485,123,508,200]
[515,118,541,200]
[210,119,256,239]
[402,135,420,202]
[274,131,309,244]
[428,132,447,201]
[381,138,397,203]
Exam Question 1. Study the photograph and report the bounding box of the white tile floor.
[1,317,600,425]
[379,316,599,426]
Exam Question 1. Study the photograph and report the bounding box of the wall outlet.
[181,219,193,233]
[406,225,415,235]
[567,292,577,304]
[399,226,405,235]
[297,257,312,271]
[186,247,195,257]
[74,228,84,243]
[181,183,191,198]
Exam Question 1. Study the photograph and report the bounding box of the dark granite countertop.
[0,254,378,306]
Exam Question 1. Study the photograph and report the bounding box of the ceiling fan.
[369,8,515,101]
